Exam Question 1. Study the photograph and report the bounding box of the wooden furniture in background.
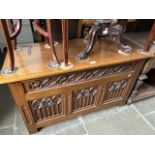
[0,19,22,72]
[0,38,151,134]
[144,22,155,52]
[0,19,70,71]
[61,19,69,67]
[33,19,60,66]
[5,20,22,51]
[77,19,95,38]
[7,19,17,50]
[0,19,15,71]
[33,19,70,68]
[127,22,155,103]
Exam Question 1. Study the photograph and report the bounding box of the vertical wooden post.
[77,19,83,38]
[7,19,17,50]
[0,19,15,71]
[33,19,60,66]
[61,19,69,66]
[46,19,60,64]
[144,22,155,52]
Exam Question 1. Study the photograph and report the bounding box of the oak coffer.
[0,39,152,134]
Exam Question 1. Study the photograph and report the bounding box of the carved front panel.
[72,86,98,112]
[29,94,64,122]
[23,63,134,93]
[103,79,129,102]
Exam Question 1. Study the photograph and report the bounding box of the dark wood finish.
[76,20,132,61]
[7,19,17,50]
[29,19,38,43]
[144,22,155,51]
[0,19,15,71]
[33,19,60,65]
[76,24,101,60]
[34,19,69,67]
[46,20,60,64]
[61,19,69,66]
[0,19,22,71]
[9,19,22,41]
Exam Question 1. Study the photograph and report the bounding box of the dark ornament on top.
[76,19,132,61]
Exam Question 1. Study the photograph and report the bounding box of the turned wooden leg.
[29,19,38,43]
[0,19,15,71]
[7,19,17,50]
[61,19,69,66]
[46,20,60,64]
[0,19,21,73]
[7,19,22,51]
[34,19,60,67]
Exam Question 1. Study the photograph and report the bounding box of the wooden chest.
[0,39,151,134]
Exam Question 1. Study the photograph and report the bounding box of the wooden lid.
[0,39,152,84]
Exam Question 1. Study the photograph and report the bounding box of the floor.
[0,84,155,135]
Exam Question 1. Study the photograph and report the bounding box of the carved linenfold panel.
[108,80,128,92]
[23,63,134,92]
[29,94,63,122]
[104,79,129,102]
[31,95,61,109]
[74,87,97,99]
[72,87,97,111]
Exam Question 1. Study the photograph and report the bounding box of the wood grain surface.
[0,39,152,84]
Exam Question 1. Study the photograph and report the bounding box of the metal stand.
[1,66,18,74]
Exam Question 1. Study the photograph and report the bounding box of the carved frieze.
[25,64,133,91]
